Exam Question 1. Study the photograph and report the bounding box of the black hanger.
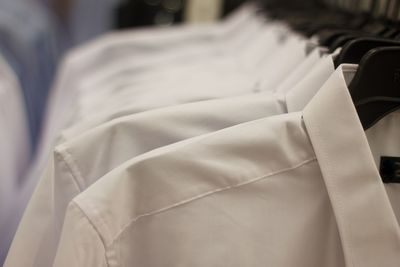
[319,29,368,47]
[261,0,359,37]
[316,0,396,47]
[349,46,400,129]
[328,33,375,52]
[309,0,370,44]
[305,10,365,38]
[334,37,400,66]
[328,0,400,52]
[327,19,400,52]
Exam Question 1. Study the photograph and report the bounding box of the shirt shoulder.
[53,201,110,267]
[73,112,316,249]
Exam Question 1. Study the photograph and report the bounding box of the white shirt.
[52,65,400,267]
[74,35,307,122]
[68,52,336,142]
[75,23,287,98]
[68,18,278,119]
[45,3,261,135]
[5,51,336,267]
[35,10,268,189]
[31,5,265,212]
[38,24,302,162]
[274,47,325,94]
[28,18,296,227]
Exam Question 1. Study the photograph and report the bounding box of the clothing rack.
[3,2,400,266]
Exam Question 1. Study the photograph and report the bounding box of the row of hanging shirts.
[3,0,400,266]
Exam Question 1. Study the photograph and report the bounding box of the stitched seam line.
[111,156,317,242]
[72,202,113,267]
[57,147,86,192]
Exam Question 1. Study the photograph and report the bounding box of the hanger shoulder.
[349,46,400,129]
[335,37,400,66]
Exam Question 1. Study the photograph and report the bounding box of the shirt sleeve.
[4,156,57,267]
[4,151,83,267]
[53,201,108,267]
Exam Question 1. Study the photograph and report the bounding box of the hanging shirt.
[65,52,336,141]
[51,65,400,267]
[37,6,264,182]
[273,47,326,94]
[77,22,290,93]
[33,19,295,195]
[55,13,268,127]
[45,2,261,135]
[74,35,307,123]
[75,22,287,98]
[28,29,315,209]
[5,52,335,267]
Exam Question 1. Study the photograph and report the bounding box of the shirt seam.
[72,202,114,267]
[56,147,85,192]
[111,156,317,243]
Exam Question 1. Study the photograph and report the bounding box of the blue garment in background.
[69,0,122,45]
[0,0,63,154]
[0,1,65,264]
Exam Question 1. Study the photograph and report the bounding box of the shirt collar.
[302,65,400,266]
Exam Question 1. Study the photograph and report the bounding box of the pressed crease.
[111,156,317,242]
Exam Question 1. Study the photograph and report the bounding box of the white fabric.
[274,47,323,94]
[34,19,297,186]
[66,51,334,142]
[71,16,270,118]
[75,23,287,99]
[46,2,261,138]
[33,6,264,192]
[257,34,310,91]
[29,4,264,213]
[5,48,335,267]
[51,66,400,267]
[75,35,307,123]
[9,6,352,266]
[75,26,282,115]
[285,53,336,111]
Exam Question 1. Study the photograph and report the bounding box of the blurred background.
[0,0,247,156]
